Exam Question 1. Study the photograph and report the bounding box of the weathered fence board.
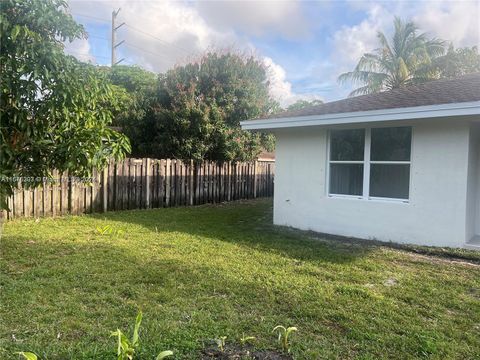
[4,159,274,220]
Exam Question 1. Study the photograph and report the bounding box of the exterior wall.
[466,124,479,241]
[273,118,473,247]
[473,124,480,238]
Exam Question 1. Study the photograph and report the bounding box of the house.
[241,74,480,249]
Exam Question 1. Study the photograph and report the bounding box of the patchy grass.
[1,199,479,359]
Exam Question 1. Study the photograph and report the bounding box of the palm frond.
[339,17,447,95]
[348,85,375,97]
[338,70,387,86]
[355,53,383,72]
[376,31,394,60]
[397,57,410,81]
[342,71,388,96]
[425,39,446,57]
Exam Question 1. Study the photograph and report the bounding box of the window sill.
[328,194,409,204]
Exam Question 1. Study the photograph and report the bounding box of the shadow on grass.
[1,233,348,359]
[89,200,375,265]
[90,199,480,264]
[3,200,480,359]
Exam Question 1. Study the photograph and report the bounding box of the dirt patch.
[401,251,480,268]
[383,278,398,286]
[467,287,480,300]
[201,345,292,360]
[300,230,480,266]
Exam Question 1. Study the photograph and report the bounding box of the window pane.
[370,164,410,199]
[330,129,365,161]
[371,127,412,161]
[330,164,364,196]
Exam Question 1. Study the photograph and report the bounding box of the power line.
[87,34,110,41]
[65,50,110,61]
[124,24,191,55]
[123,42,176,65]
[71,12,192,57]
[67,50,137,66]
[72,12,189,53]
[71,11,193,68]
[122,60,137,66]
[71,13,110,23]
[114,9,192,55]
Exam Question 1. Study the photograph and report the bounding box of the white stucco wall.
[273,118,474,247]
[472,124,480,238]
[466,124,479,241]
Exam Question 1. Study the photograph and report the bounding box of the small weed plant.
[216,336,227,352]
[273,325,297,353]
[15,352,38,360]
[111,311,173,360]
[240,334,256,345]
[96,225,124,236]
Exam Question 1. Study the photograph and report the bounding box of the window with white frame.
[328,126,412,200]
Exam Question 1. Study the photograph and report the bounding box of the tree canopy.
[101,65,158,156]
[126,52,278,161]
[286,99,323,111]
[434,45,480,79]
[0,0,130,209]
[338,17,446,96]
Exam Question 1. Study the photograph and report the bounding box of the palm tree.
[338,18,446,97]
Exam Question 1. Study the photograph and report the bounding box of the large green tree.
[338,17,445,96]
[434,45,480,78]
[0,0,130,209]
[286,99,323,111]
[102,65,158,156]
[143,52,278,161]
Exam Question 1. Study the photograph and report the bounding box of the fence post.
[165,159,171,207]
[145,158,151,209]
[102,164,108,212]
[226,162,230,201]
[159,159,165,208]
[68,174,73,214]
[189,160,194,206]
[253,160,258,198]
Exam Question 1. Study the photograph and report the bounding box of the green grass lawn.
[1,199,479,359]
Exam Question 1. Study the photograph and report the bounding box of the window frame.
[326,126,412,203]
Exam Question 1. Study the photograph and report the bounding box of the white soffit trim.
[240,101,480,130]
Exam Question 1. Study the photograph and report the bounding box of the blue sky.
[66,0,479,106]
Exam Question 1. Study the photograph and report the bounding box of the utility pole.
[111,8,125,66]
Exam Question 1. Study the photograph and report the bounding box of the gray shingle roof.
[269,73,480,119]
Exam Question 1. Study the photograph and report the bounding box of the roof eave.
[240,101,480,131]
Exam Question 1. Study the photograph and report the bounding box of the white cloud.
[414,0,480,47]
[321,4,395,99]
[64,37,95,63]
[67,0,315,107]
[195,0,309,39]
[332,4,393,69]
[263,57,323,107]
[65,1,477,106]
[68,0,236,71]
[326,0,480,99]
[334,1,479,66]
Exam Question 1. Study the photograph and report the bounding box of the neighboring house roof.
[241,74,480,130]
[257,151,275,161]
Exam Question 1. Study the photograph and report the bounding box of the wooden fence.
[3,159,275,220]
